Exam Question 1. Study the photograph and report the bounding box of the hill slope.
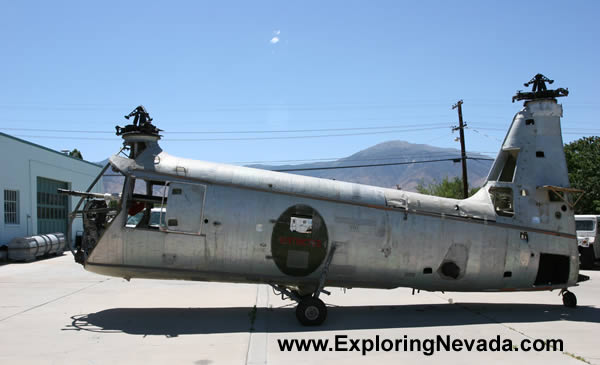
[248,141,493,191]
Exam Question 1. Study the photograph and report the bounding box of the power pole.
[452,100,469,199]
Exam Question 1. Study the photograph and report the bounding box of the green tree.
[416,176,480,199]
[69,148,83,160]
[564,136,600,214]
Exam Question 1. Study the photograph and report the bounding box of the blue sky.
[1,0,598,165]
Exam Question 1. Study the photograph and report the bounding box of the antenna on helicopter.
[124,106,152,126]
[115,105,163,137]
[115,105,163,159]
[512,73,568,102]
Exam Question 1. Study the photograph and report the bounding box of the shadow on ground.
[1,252,65,266]
[64,302,600,337]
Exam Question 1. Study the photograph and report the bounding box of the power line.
[3,123,598,137]
[469,128,504,143]
[0,122,448,135]
[471,158,495,167]
[9,126,449,142]
[0,101,496,112]
[234,151,497,165]
[10,135,115,141]
[102,152,495,169]
[0,115,515,128]
[269,157,493,172]
[102,156,494,176]
[469,125,600,133]
[1,100,599,112]
[6,125,597,138]
[1,127,114,134]
[468,157,495,161]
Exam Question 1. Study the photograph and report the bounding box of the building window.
[4,190,19,224]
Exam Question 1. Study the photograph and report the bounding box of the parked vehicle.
[576,215,600,269]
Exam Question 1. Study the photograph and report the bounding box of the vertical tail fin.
[485,77,574,233]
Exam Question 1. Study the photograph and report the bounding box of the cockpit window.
[125,178,167,230]
[489,187,514,217]
[126,212,143,227]
[126,209,166,228]
[149,209,166,227]
[487,150,518,183]
[498,153,517,182]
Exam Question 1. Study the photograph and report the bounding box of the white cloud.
[270,30,281,44]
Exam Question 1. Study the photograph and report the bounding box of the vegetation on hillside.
[415,137,600,214]
[69,149,83,159]
[416,176,480,199]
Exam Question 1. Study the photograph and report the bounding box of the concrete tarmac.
[1,254,599,365]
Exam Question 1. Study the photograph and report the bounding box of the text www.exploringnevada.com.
[277,335,563,356]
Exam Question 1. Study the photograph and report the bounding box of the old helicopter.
[61,75,588,326]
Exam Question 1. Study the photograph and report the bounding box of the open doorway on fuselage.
[125,178,167,230]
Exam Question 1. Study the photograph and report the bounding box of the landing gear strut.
[561,290,577,308]
[271,244,337,326]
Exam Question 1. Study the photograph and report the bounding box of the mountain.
[248,141,493,191]
[96,159,126,194]
[98,141,494,193]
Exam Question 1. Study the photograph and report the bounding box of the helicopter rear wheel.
[562,291,577,308]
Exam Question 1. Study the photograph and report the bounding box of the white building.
[0,132,104,246]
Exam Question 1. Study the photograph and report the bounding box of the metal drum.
[7,233,66,262]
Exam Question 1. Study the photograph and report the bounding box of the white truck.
[576,215,600,269]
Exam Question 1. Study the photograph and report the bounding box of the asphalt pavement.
[1,254,599,365]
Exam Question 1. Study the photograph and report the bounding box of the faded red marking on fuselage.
[278,236,322,248]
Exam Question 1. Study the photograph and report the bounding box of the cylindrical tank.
[7,233,66,262]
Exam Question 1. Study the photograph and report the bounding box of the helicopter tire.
[296,297,327,326]
[562,291,577,308]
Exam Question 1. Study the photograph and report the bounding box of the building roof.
[0,132,104,168]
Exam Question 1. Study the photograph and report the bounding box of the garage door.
[37,177,69,235]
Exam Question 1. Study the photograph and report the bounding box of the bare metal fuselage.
[83,98,581,295]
